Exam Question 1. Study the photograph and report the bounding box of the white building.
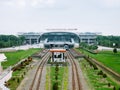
[18,31,99,48]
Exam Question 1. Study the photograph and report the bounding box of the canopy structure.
[49,49,66,52]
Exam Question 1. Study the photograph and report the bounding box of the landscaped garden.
[79,58,120,90]
[2,48,41,69]
[47,64,68,90]
[1,48,41,90]
[77,48,120,74]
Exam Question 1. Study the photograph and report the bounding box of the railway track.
[29,51,51,90]
[66,51,82,90]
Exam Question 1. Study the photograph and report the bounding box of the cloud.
[102,0,120,7]
[0,0,56,8]
[46,0,56,5]
[31,0,56,8]
[99,0,120,8]
[91,0,120,8]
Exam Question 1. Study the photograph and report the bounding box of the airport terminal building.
[18,31,98,48]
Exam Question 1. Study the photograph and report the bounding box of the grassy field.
[77,48,120,74]
[79,58,120,90]
[2,48,40,69]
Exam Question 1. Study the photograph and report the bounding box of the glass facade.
[40,32,80,49]
[40,32,80,43]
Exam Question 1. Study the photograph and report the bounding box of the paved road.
[98,46,120,51]
[0,44,41,52]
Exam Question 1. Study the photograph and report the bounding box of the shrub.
[23,72,26,75]
[28,56,32,61]
[93,64,98,70]
[108,83,111,87]
[97,70,103,75]
[113,86,116,90]
[103,74,107,78]
[55,64,59,72]
[53,82,58,90]
[17,78,20,83]
[55,75,58,80]
[12,78,15,81]
[113,48,117,53]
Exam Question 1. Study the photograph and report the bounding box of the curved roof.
[41,32,79,37]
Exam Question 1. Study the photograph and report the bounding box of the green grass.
[62,67,68,90]
[2,48,40,69]
[50,66,65,90]
[45,66,51,90]
[77,48,120,74]
[79,58,120,90]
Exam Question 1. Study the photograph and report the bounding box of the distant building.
[79,32,98,45]
[18,31,99,48]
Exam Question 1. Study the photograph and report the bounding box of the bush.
[103,74,107,78]
[55,75,58,80]
[108,83,111,87]
[28,56,32,61]
[93,64,98,70]
[97,70,103,75]
[17,78,20,83]
[55,64,59,72]
[80,42,98,50]
[12,78,15,81]
[53,82,58,90]
[113,86,116,90]
[113,48,117,53]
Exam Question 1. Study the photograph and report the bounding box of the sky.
[0,0,120,35]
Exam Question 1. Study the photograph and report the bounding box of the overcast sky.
[0,0,120,35]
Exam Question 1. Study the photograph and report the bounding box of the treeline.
[97,35,120,48]
[0,35,25,48]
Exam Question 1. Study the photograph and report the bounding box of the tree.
[97,35,120,48]
[0,35,25,48]
[113,48,117,53]
[103,74,107,78]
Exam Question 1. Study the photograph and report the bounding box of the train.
[64,44,69,50]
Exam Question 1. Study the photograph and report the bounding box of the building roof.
[50,49,66,52]
[0,53,7,62]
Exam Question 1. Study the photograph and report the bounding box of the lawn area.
[45,66,51,90]
[77,48,120,74]
[79,58,120,90]
[62,67,68,90]
[2,48,41,69]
